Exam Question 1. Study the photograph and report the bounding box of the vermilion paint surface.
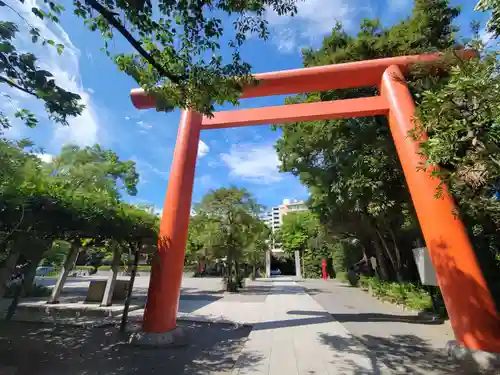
[133,50,500,352]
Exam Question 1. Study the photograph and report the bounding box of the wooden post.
[120,246,140,333]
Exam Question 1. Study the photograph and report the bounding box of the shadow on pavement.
[241,285,324,296]
[0,321,258,375]
[252,315,332,331]
[287,310,443,325]
[319,332,464,375]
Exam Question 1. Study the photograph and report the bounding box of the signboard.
[412,247,438,286]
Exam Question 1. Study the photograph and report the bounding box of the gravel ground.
[0,321,253,375]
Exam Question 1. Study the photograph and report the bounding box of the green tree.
[48,144,139,200]
[243,219,270,279]
[194,187,262,291]
[413,42,500,299]
[0,139,159,296]
[41,240,71,267]
[277,211,316,256]
[70,0,300,115]
[475,0,500,38]
[185,213,213,273]
[274,0,459,282]
[0,3,83,132]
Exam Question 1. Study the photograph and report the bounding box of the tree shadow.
[287,309,443,325]
[0,320,260,375]
[319,332,465,374]
[241,284,324,296]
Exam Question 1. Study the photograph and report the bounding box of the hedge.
[74,265,152,271]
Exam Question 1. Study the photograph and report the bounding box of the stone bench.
[85,279,129,303]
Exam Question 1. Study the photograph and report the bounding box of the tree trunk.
[374,227,401,281]
[0,250,19,298]
[5,257,39,320]
[120,245,139,333]
[47,242,79,304]
[21,251,45,297]
[387,225,405,280]
[372,239,390,281]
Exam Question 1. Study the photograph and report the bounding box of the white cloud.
[87,88,95,94]
[198,140,209,158]
[3,0,99,146]
[480,27,495,48]
[274,28,298,53]
[220,143,283,184]
[133,158,170,180]
[388,0,411,11]
[125,116,131,120]
[137,120,153,129]
[266,0,373,53]
[33,152,54,163]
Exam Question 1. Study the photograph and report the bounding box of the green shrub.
[359,277,433,311]
[225,279,239,292]
[74,265,152,272]
[44,271,60,277]
[339,271,440,312]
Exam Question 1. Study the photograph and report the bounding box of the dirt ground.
[0,321,252,375]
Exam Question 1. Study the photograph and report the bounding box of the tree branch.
[85,0,183,85]
[0,76,38,98]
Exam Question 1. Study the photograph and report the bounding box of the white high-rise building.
[260,199,309,279]
[260,199,308,233]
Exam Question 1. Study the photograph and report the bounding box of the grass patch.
[336,271,348,282]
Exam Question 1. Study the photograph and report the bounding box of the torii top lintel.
[129,50,475,129]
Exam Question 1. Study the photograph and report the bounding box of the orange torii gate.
[130,52,500,353]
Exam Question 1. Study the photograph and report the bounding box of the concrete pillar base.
[265,250,271,278]
[446,340,500,374]
[129,327,186,347]
[294,250,302,279]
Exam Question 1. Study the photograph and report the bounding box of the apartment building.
[260,199,308,233]
[260,199,308,278]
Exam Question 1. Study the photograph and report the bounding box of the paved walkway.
[232,278,390,374]
[229,277,462,375]
[303,279,460,374]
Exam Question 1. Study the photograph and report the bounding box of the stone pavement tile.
[303,279,460,374]
[128,299,265,325]
[232,278,389,375]
[232,329,273,375]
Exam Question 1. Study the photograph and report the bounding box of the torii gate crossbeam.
[130,51,500,353]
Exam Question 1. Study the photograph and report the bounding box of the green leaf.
[56,43,64,55]
[0,42,14,53]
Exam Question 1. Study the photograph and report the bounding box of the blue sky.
[3,0,490,214]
